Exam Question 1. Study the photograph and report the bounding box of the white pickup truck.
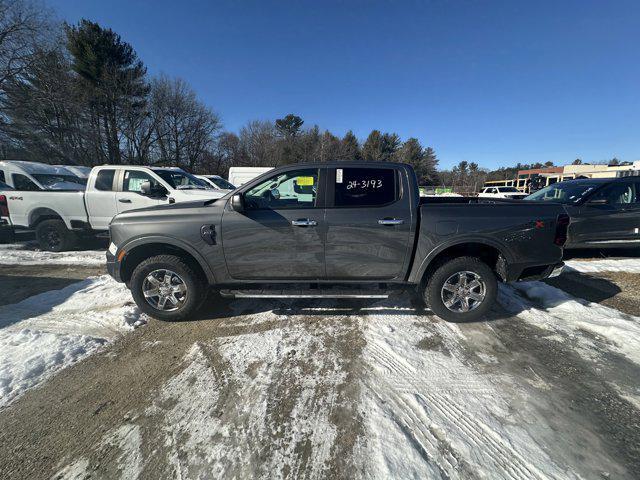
[478,186,528,199]
[0,162,226,251]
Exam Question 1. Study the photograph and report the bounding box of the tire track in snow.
[360,303,578,480]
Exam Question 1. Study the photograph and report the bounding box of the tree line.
[0,1,439,184]
[0,1,627,189]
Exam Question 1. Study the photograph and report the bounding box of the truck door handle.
[118,199,132,203]
[378,218,404,226]
[291,219,317,227]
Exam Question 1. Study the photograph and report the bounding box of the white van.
[228,167,273,187]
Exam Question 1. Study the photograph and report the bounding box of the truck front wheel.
[130,254,205,321]
[35,219,76,252]
[424,256,497,322]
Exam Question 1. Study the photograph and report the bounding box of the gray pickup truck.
[107,162,567,322]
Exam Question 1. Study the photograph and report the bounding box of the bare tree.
[0,0,53,89]
[238,119,278,167]
[151,75,221,170]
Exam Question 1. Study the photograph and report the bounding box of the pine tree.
[339,130,360,160]
[394,138,438,185]
[362,130,383,161]
[275,114,304,138]
[66,19,149,163]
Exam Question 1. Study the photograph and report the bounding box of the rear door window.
[95,169,116,191]
[590,183,636,206]
[12,173,40,191]
[334,168,397,207]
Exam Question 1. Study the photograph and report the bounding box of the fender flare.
[120,235,217,284]
[408,235,513,284]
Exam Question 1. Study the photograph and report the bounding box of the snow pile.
[565,258,640,274]
[0,275,144,408]
[0,243,105,266]
[500,281,640,365]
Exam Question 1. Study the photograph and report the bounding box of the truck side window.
[334,168,396,207]
[95,169,116,191]
[12,173,39,191]
[244,168,318,209]
[123,170,158,193]
[590,183,635,206]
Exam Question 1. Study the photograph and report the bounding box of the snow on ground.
[565,257,640,273]
[500,281,640,366]
[359,302,577,480]
[56,296,603,479]
[0,242,105,265]
[0,275,144,408]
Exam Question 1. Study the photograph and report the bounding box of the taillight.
[0,195,8,217]
[554,213,570,246]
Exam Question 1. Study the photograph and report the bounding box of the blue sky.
[49,0,640,169]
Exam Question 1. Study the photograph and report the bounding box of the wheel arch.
[413,239,510,287]
[119,237,216,285]
[29,207,64,228]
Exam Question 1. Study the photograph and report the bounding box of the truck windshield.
[209,177,236,190]
[525,182,599,204]
[32,174,86,190]
[155,170,210,190]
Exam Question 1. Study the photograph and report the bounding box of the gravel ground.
[0,257,639,479]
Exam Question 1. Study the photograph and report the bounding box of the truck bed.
[2,190,88,230]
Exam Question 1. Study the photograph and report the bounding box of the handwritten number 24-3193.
[346,179,383,190]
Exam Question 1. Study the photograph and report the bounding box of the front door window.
[244,169,319,210]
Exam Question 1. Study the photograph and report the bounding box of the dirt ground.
[0,258,639,479]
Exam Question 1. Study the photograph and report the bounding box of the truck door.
[85,168,118,230]
[221,167,325,280]
[324,166,413,280]
[115,169,165,213]
[571,181,639,245]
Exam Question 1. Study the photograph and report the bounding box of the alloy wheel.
[440,271,486,313]
[142,269,188,312]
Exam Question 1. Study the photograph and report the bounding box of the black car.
[525,176,640,248]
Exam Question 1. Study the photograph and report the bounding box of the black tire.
[35,219,76,252]
[0,226,14,244]
[130,254,206,321]
[424,256,497,323]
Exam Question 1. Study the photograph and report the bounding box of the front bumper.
[106,248,122,282]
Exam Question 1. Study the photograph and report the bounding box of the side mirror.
[230,193,245,213]
[140,181,151,195]
[141,181,167,198]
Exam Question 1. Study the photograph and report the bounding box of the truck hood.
[113,197,226,217]
[171,189,227,199]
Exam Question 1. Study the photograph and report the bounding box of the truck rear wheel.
[35,219,76,252]
[130,254,205,321]
[424,256,497,322]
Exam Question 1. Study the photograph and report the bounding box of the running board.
[220,289,389,299]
